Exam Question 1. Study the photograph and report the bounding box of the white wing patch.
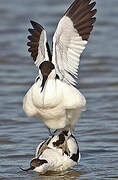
[53,16,87,86]
[35,30,49,67]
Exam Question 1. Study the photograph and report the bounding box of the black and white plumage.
[21,130,80,173]
[27,22,52,64]
[23,0,97,131]
[27,0,97,86]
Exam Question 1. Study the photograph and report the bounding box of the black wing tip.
[93,8,97,13]
[93,16,96,21]
[28,28,33,34]
[65,0,97,16]
[30,20,44,30]
[90,1,96,6]
[27,20,44,62]
[89,2,96,11]
[30,20,38,27]
[91,9,97,19]
[30,20,36,25]
[27,35,32,40]
[27,42,30,46]
[66,0,97,41]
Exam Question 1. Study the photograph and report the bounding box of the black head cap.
[39,61,55,77]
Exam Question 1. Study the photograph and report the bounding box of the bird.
[20,129,80,173]
[23,0,97,133]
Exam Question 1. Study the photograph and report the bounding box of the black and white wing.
[52,0,97,86]
[27,21,52,67]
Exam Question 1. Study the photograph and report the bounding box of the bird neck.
[47,69,56,80]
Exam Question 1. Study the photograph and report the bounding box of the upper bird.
[23,0,97,132]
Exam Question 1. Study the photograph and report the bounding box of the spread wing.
[27,20,52,67]
[52,0,97,86]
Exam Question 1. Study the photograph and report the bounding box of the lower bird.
[23,0,97,132]
[21,130,80,173]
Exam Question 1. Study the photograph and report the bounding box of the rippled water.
[0,0,118,179]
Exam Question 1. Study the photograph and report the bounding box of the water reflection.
[35,170,85,180]
[40,176,80,180]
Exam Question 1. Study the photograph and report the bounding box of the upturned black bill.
[20,166,35,171]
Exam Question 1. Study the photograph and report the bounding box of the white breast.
[23,78,86,129]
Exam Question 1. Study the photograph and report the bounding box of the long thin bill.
[41,76,47,92]
[20,166,35,171]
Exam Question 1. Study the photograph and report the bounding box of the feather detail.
[52,0,97,86]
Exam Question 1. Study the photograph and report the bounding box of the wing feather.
[52,0,97,86]
[27,20,52,67]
